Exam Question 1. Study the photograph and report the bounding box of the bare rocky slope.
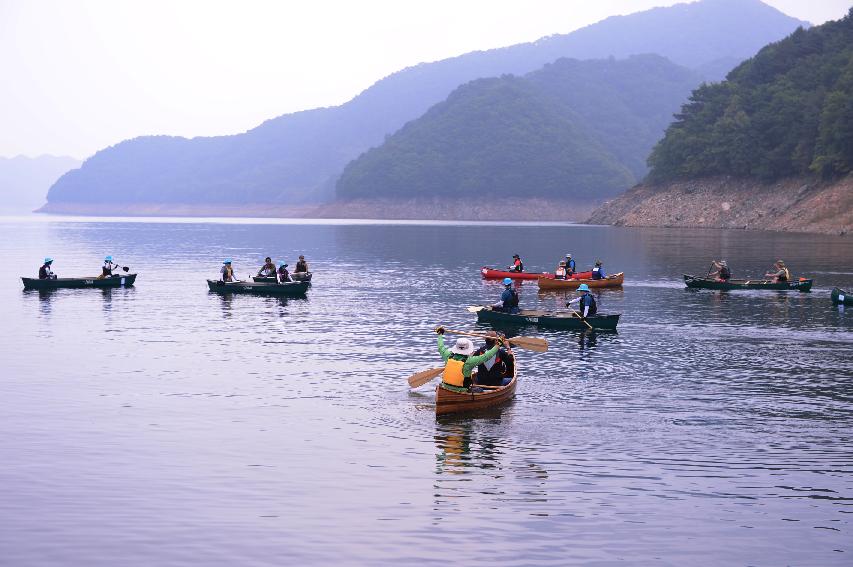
[587,175,852,235]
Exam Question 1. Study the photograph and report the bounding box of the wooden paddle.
[407,367,444,388]
[440,327,548,353]
[566,304,593,330]
[466,305,486,313]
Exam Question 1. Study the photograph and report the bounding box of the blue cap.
[223,259,232,264]
[578,284,590,292]
[44,257,53,263]
[279,262,287,268]
[503,277,513,285]
[105,255,113,261]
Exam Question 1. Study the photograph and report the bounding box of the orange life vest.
[443,357,465,387]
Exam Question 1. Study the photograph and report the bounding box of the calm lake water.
[2,215,852,566]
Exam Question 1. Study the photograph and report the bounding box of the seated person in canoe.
[295,255,309,273]
[98,255,117,279]
[555,260,568,280]
[508,254,524,272]
[220,259,238,282]
[566,253,577,276]
[493,278,520,314]
[591,260,605,280]
[765,260,790,282]
[435,327,503,391]
[472,331,514,387]
[566,284,597,318]
[257,257,276,278]
[709,259,732,281]
[277,262,291,282]
[39,257,57,280]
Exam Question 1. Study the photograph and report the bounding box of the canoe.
[832,288,852,305]
[22,273,137,290]
[683,274,813,292]
[474,305,620,331]
[435,355,518,415]
[207,279,309,296]
[481,267,593,280]
[252,272,312,283]
[538,272,624,290]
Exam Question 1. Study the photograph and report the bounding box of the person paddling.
[709,259,732,281]
[565,254,576,276]
[566,283,597,319]
[472,331,515,387]
[98,255,117,280]
[295,255,309,273]
[277,262,291,282]
[765,260,790,282]
[591,260,605,280]
[493,277,520,313]
[435,326,505,390]
[39,257,57,280]
[555,260,568,280]
[257,257,276,278]
[508,254,523,273]
[220,259,238,282]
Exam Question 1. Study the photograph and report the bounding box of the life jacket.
[555,267,567,279]
[476,348,508,386]
[223,265,234,280]
[443,357,466,387]
[567,259,576,273]
[513,259,523,272]
[296,261,307,272]
[720,266,731,280]
[780,267,790,281]
[581,293,598,316]
[592,266,603,280]
[503,288,519,309]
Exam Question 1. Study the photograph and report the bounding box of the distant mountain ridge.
[0,155,81,213]
[42,0,809,214]
[336,55,699,201]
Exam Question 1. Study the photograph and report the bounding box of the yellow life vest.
[443,358,465,387]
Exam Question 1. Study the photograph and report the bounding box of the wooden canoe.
[481,267,593,280]
[207,279,309,296]
[474,305,620,331]
[683,274,813,292]
[22,273,138,290]
[537,272,624,290]
[252,272,312,283]
[435,356,517,416]
[832,288,852,305]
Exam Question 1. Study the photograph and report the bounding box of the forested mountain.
[0,155,80,213]
[648,8,853,182]
[43,0,808,212]
[336,56,698,201]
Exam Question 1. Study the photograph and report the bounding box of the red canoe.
[481,267,593,280]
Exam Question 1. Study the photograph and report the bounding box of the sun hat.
[578,284,590,292]
[223,259,232,264]
[105,255,113,261]
[44,257,53,263]
[503,277,513,285]
[450,338,475,356]
[279,262,287,268]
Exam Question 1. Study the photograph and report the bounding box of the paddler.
[257,257,276,278]
[565,253,576,276]
[277,262,291,282]
[765,260,790,282]
[39,257,57,280]
[220,259,237,282]
[295,255,309,273]
[591,260,605,280]
[710,259,732,281]
[566,283,597,319]
[555,260,568,280]
[472,331,514,387]
[508,254,523,272]
[98,255,117,280]
[493,277,520,314]
[435,326,507,390]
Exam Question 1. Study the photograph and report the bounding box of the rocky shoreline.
[587,175,852,235]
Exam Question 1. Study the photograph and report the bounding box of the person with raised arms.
[435,326,505,391]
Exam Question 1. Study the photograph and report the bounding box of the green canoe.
[207,279,309,296]
[831,288,852,305]
[22,273,137,290]
[684,274,813,292]
[473,305,619,331]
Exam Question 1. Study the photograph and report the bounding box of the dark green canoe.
[832,288,852,305]
[207,279,309,296]
[474,306,619,331]
[252,272,312,283]
[683,274,813,292]
[22,273,138,290]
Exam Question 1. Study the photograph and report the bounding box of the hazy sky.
[1,0,849,159]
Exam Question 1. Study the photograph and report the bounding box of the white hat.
[449,338,474,356]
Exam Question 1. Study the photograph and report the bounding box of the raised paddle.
[439,327,548,353]
[407,367,444,388]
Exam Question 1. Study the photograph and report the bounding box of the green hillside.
[336,55,698,200]
[648,8,853,182]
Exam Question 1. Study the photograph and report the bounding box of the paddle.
[566,304,593,330]
[466,305,486,313]
[440,327,548,353]
[407,367,444,388]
